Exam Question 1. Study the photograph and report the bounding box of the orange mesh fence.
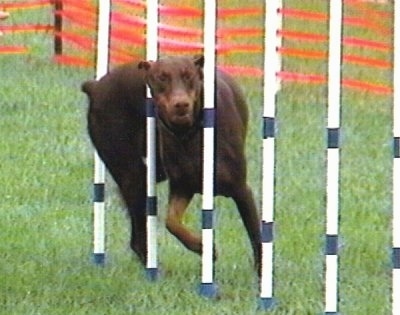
[0,0,394,95]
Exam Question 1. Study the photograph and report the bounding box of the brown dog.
[139,55,261,272]
[81,62,166,265]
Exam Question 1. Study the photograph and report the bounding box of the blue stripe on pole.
[202,209,213,229]
[263,117,275,138]
[327,128,340,148]
[93,183,105,202]
[261,221,274,243]
[93,253,105,265]
[146,267,159,281]
[259,297,276,310]
[203,108,215,128]
[394,137,400,158]
[146,98,155,117]
[393,247,400,269]
[146,196,157,216]
[325,234,338,255]
[199,282,218,298]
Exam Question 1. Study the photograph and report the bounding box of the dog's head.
[139,55,204,133]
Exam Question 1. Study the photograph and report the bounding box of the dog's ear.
[193,55,204,68]
[193,55,204,81]
[138,60,153,71]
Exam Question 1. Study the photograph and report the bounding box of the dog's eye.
[181,71,193,81]
[157,72,170,82]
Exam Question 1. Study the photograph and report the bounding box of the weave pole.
[145,0,159,281]
[199,0,218,298]
[259,0,281,310]
[325,0,343,314]
[392,1,400,314]
[92,0,111,266]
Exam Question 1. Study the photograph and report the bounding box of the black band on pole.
[261,221,274,243]
[327,128,340,149]
[263,117,275,139]
[394,137,400,158]
[325,234,338,255]
[203,108,216,128]
[93,183,105,202]
[202,209,213,229]
[146,196,157,216]
[393,248,400,269]
[146,98,156,117]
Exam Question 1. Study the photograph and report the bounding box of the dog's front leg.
[165,191,203,255]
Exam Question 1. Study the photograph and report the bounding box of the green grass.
[0,1,394,314]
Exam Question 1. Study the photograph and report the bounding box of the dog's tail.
[81,80,97,96]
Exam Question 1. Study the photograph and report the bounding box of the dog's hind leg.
[232,184,262,276]
[119,172,147,265]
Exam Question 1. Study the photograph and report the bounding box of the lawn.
[0,1,394,314]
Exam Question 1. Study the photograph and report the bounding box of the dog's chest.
[161,133,202,185]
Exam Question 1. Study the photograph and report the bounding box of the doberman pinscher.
[139,55,261,273]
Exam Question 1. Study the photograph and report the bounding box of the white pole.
[145,0,159,281]
[392,1,400,314]
[325,0,343,314]
[92,0,111,266]
[259,0,281,310]
[199,0,218,298]
[276,0,283,92]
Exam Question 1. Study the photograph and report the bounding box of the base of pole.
[92,253,105,266]
[198,282,219,299]
[258,297,276,310]
[324,312,340,315]
[145,267,159,281]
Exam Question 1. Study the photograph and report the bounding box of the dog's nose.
[174,102,189,110]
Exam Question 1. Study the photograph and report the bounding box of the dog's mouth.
[156,99,200,136]
[158,110,196,136]
[169,112,193,128]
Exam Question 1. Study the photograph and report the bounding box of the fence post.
[54,0,63,55]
